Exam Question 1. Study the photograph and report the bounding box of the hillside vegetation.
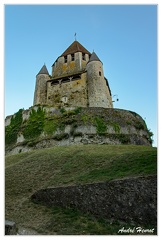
[5,144,157,235]
[5,107,153,154]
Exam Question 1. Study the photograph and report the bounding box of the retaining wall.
[31,175,157,225]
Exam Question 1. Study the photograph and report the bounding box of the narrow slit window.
[82,53,85,60]
[99,71,101,76]
[64,56,67,63]
[71,53,75,61]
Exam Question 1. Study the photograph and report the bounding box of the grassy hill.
[5,144,157,235]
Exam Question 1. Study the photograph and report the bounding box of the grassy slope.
[5,144,157,235]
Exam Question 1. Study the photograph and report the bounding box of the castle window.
[64,55,67,63]
[71,53,75,61]
[51,81,59,86]
[82,53,85,60]
[99,71,101,76]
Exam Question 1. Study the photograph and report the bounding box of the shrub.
[74,107,82,114]
[148,129,154,145]
[134,121,145,130]
[60,108,66,114]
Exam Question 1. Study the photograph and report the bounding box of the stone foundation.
[5,107,152,156]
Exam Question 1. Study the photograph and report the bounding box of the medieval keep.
[5,40,153,156]
[33,40,113,108]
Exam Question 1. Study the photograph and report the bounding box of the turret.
[86,52,113,108]
[33,64,50,105]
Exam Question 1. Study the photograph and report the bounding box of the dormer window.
[82,53,85,60]
[64,55,67,63]
[71,53,75,61]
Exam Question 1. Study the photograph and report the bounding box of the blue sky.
[4,4,157,146]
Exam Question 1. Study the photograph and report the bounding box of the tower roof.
[61,41,91,56]
[37,64,49,75]
[88,51,102,63]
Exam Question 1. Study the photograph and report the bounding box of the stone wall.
[52,52,89,78]
[5,107,152,156]
[31,175,157,226]
[47,72,88,108]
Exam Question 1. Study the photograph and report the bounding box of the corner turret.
[33,64,50,105]
[86,52,113,108]
[37,64,49,75]
[88,51,102,63]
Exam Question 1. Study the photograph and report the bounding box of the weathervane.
[74,32,77,41]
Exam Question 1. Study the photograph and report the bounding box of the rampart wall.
[31,175,157,226]
[5,107,152,156]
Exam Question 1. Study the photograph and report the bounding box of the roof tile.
[88,52,102,63]
[61,41,91,56]
[37,64,49,75]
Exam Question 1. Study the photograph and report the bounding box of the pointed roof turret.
[37,64,49,75]
[88,51,102,63]
[61,40,91,56]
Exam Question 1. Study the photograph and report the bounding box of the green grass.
[5,144,157,235]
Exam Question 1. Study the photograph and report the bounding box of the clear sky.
[4,4,157,146]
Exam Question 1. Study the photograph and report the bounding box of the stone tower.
[33,40,113,108]
[33,64,50,105]
[51,40,91,78]
[47,41,91,108]
[86,52,113,108]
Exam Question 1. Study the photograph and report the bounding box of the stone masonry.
[31,175,157,226]
[33,40,113,108]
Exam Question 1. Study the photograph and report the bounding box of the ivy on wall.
[5,109,23,145]
[95,117,107,135]
[23,107,45,139]
[5,106,153,148]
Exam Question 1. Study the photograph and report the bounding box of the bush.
[74,107,82,114]
[60,108,66,114]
